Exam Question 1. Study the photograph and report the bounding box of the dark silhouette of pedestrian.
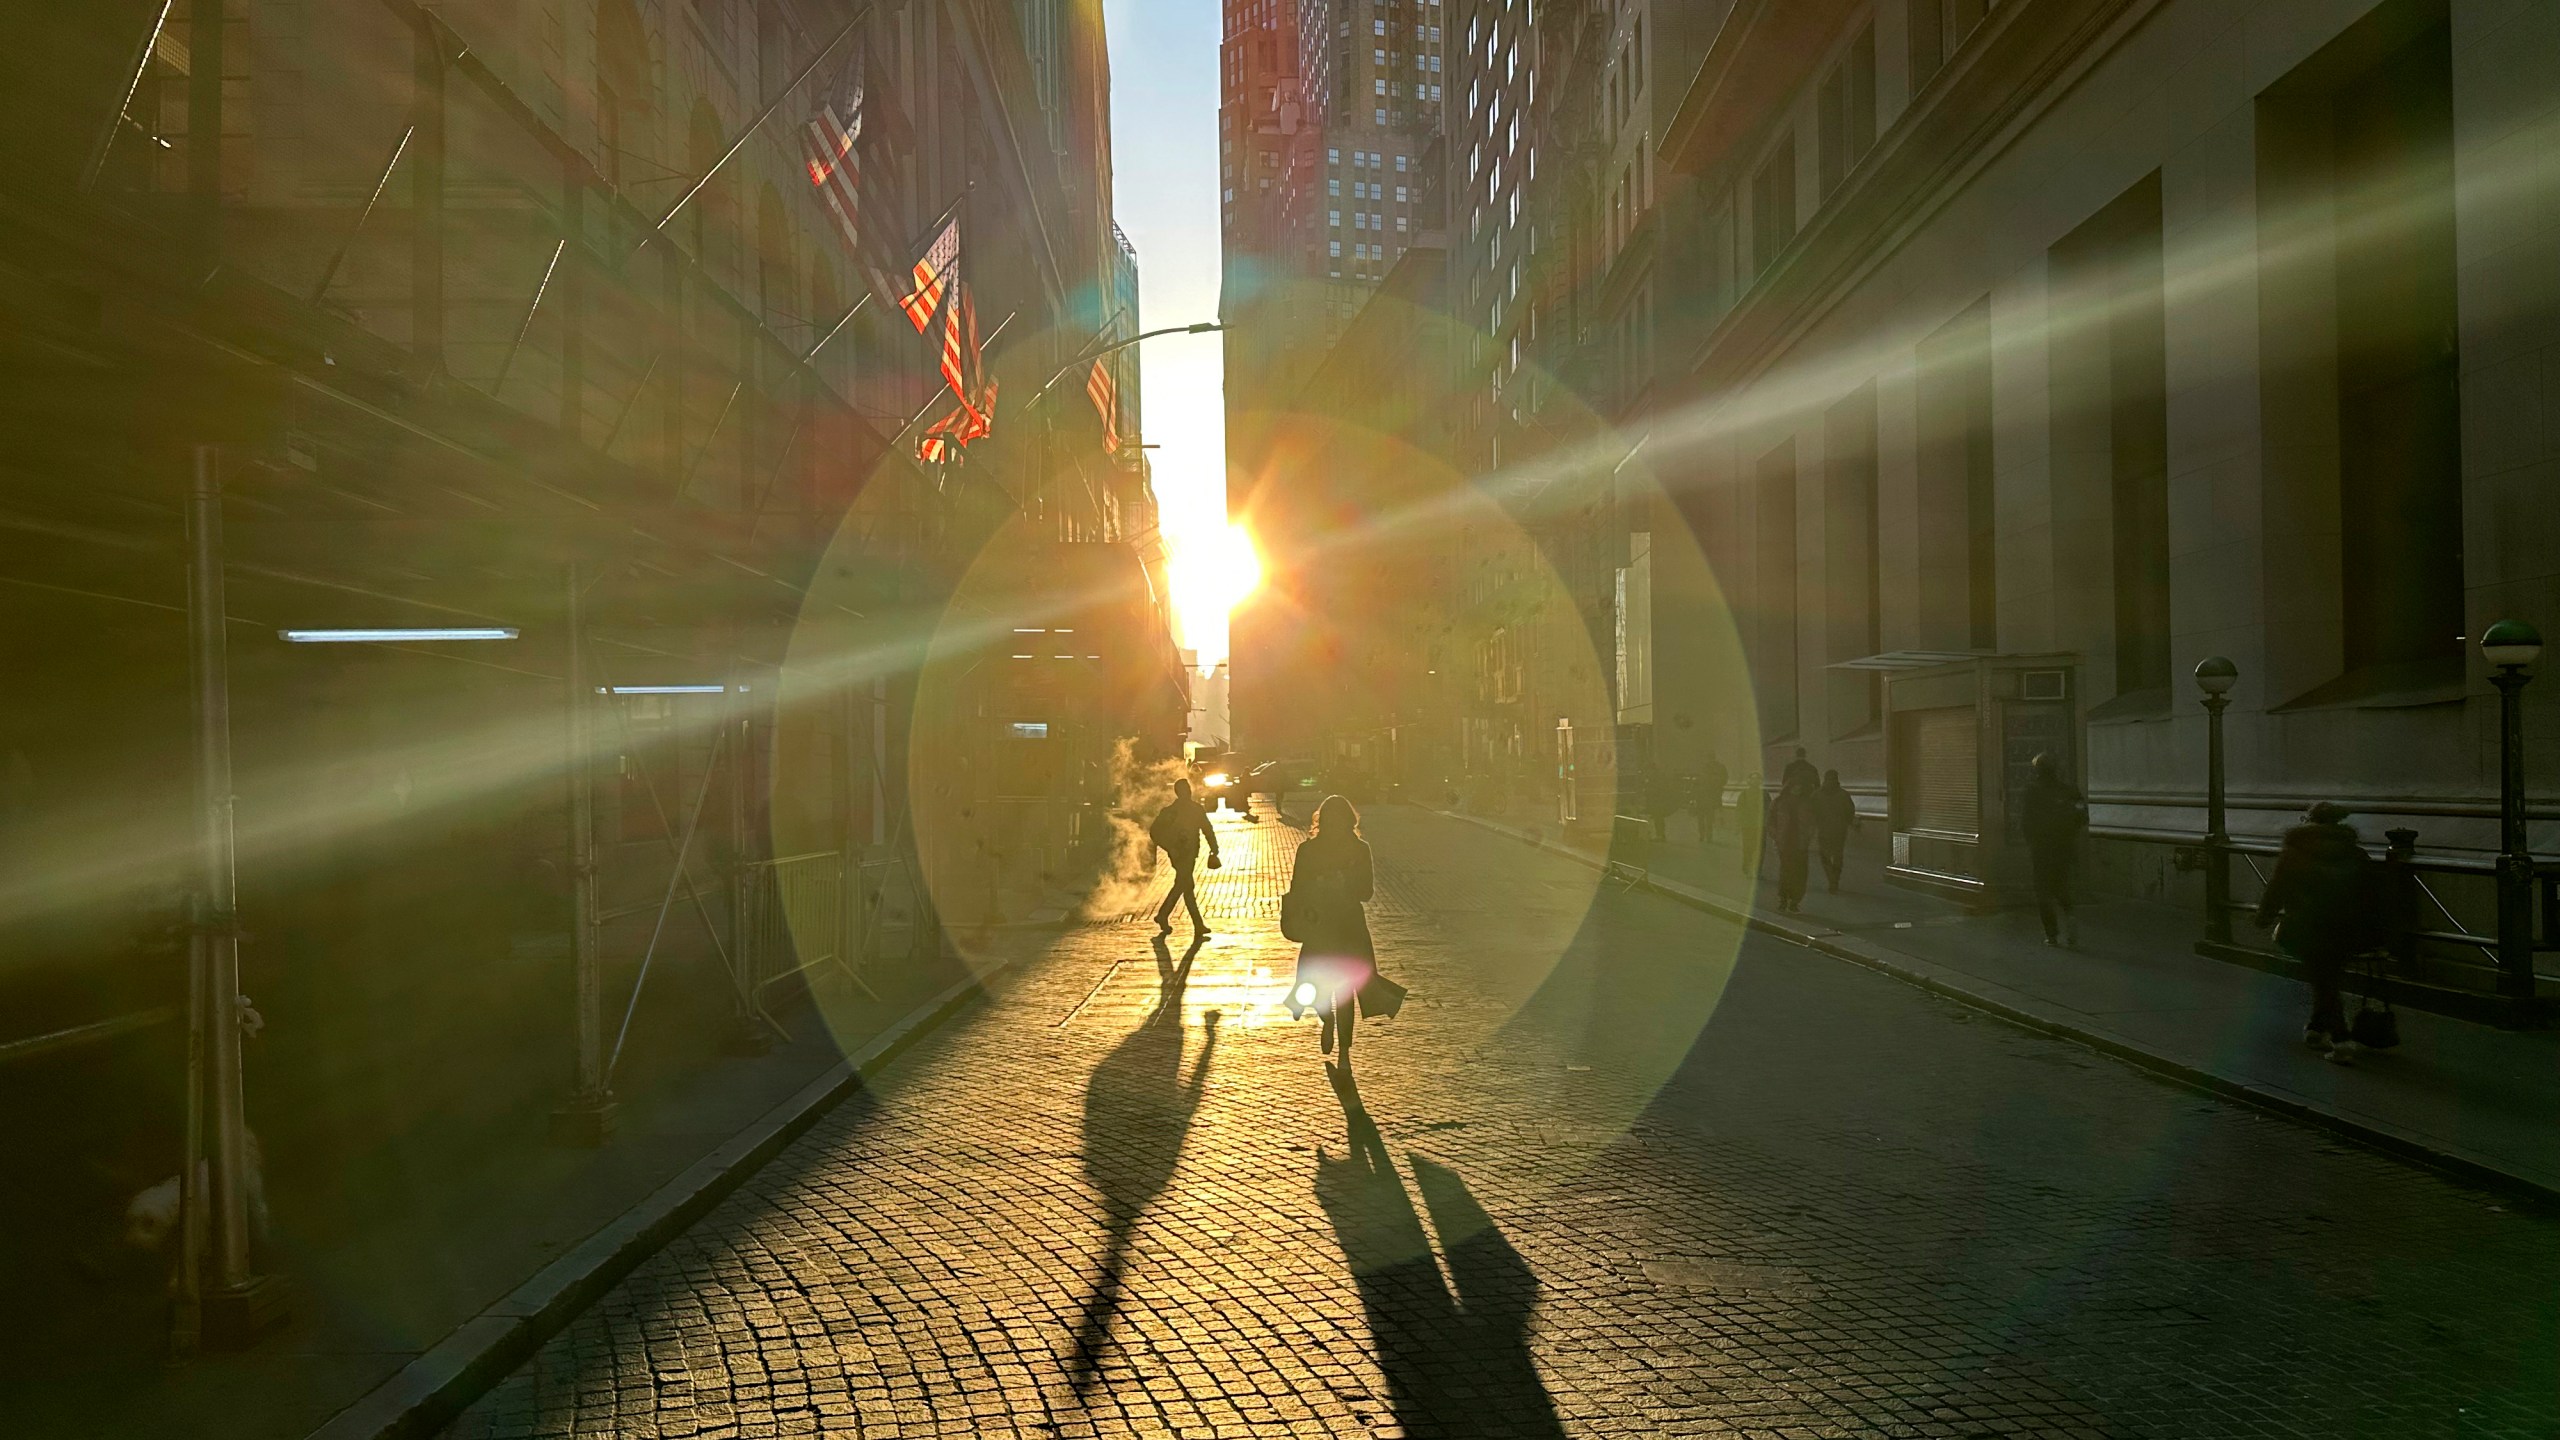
[1814,769,1857,894]
[2019,753,2087,947]
[1647,767,1674,842]
[1697,751,1728,846]
[1769,772,1817,913]
[1286,795,1376,1068]
[1735,770,1765,876]
[2257,801,2375,1063]
[1149,778,1220,938]
[1780,745,1820,797]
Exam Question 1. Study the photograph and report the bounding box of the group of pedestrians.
[1150,748,2387,1083]
[1760,750,1860,915]
[1650,747,1860,915]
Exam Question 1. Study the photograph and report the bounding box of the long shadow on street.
[1315,1065,1566,1439]
[1066,934,1215,1396]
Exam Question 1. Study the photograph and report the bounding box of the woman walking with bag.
[1285,795,1377,1067]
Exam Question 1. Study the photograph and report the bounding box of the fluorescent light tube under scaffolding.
[279,627,520,643]
[598,684,731,695]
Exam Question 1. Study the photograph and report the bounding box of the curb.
[1434,808,2560,1209]
[306,960,1015,1440]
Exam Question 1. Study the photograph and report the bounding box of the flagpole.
[805,293,869,362]
[867,186,972,310]
[888,312,1015,453]
[625,6,871,269]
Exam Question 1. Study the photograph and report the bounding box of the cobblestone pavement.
[448,806,2559,1438]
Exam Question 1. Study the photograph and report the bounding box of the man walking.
[1814,769,1857,894]
[2257,801,2374,1063]
[1150,778,1220,938]
[2019,753,2087,947]
[1697,751,1728,847]
[1780,745,1820,797]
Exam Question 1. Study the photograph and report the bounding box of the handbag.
[2349,949,2400,1050]
[1279,883,1317,943]
[1356,973,1408,1020]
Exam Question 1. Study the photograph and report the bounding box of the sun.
[1167,523,1261,667]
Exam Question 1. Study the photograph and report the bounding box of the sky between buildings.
[1103,0,1230,667]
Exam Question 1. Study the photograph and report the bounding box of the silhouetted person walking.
[2020,753,2087,947]
[1780,745,1820,797]
[1697,751,1728,846]
[1286,795,1375,1067]
[1735,771,1765,876]
[1814,769,1857,894]
[1149,778,1220,938]
[1769,772,1817,913]
[2257,801,2375,1063]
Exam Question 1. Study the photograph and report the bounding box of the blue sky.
[1103,0,1232,661]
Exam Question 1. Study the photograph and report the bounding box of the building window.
[1918,300,1998,652]
[1756,439,1802,742]
[1817,25,1877,200]
[2054,175,2172,704]
[1825,385,1884,733]
[2260,10,2464,696]
[1751,133,1797,274]
[1910,0,1945,90]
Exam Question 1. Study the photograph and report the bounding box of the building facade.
[0,0,1169,1350]
[1244,0,2558,959]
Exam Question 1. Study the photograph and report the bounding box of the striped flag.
[900,215,960,331]
[941,282,981,416]
[917,285,995,462]
[1086,357,1120,456]
[799,54,864,254]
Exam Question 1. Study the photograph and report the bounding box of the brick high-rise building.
[1224,0,1446,762]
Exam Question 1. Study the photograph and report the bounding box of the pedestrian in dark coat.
[1288,795,1377,1066]
[1697,752,1729,846]
[1734,771,1765,876]
[1780,746,1821,798]
[1769,773,1818,913]
[2019,754,2087,947]
[1150,779,1220,937]
[2256,801,2373,1061]
[1814,770,1857,894]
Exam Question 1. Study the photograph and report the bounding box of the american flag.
[1086,357,1120,455]
[916,284,995,462]
[900,215,960,332]
[799,53,864,255]
[941,282,981,417]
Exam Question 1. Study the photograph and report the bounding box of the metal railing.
[2164,826,2560,1022]
[736,851,876,1038]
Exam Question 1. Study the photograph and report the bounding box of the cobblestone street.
[449,806,2560,1438]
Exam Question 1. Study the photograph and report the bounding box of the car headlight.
[1204,773,1230,787]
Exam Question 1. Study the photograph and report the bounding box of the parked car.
[1247,759,1322,801]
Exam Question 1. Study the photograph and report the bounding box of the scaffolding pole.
[185,444,286,1346]
[551,563,617,1144]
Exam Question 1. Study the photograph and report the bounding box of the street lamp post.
[2195,657,2238,946]
[2482,621,2542,1007]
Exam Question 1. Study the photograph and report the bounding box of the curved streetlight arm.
[1027,321,1222,411]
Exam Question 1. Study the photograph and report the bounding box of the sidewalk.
[1441,806,2560,1204]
